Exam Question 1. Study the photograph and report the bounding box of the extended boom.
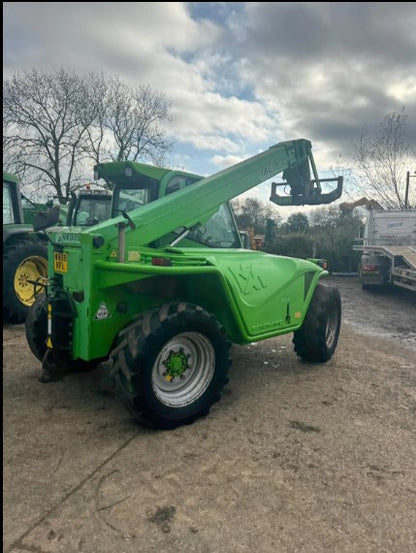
[91,138,342,248]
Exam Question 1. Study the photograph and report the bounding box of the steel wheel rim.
[152,332,215,408]
[14,256,48,306]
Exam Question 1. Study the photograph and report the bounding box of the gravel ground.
[3,276,416,553]
[333,276,416,351]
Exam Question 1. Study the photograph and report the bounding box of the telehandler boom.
[26,138,343,429]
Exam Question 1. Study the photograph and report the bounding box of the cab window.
[112,186,154,216]
[187,203,241,248]
[3,182,14,224]
[73,197,112,226]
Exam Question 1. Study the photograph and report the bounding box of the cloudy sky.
[3,2,416,210]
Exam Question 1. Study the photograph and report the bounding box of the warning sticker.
[94,302,111,320]
[128,250,141,261]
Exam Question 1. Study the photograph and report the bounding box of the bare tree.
[3,69,174,202]
[84,77,174,166]
[3,69,100,202]
[349,107,415,209]
[233,197,280,234]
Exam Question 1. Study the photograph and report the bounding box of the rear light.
[362,263,379,272]
[151,257,172,266]
[46,303,53,348]
[315,259,328,270]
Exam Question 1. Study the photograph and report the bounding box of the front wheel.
[25,292,48,361]
[293,283,341,362]
[25,292,101,376]
[111,303,232,429]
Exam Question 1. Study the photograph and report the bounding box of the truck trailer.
[354,209,416,292]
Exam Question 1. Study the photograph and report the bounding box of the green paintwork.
[22,201,49,225]
[43,139,337,362]
[3,172,19,185]
[164,349,190,378]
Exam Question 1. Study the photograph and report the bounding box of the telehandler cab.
[25,138,343,429]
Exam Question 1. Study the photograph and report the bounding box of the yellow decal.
[54,251,68,273]
[294,311,302,318]
[110,250,118,258]
[128,250,141,262]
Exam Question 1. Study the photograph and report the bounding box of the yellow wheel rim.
[13,256,48,307]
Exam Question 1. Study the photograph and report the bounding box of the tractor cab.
[3,173,24,225]
[67,186,112,227]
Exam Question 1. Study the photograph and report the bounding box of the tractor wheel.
[25,292,48,361]
[111,303,232,429]
[3,239,48,324]
[293,283,341,362]
[25,292,102,378]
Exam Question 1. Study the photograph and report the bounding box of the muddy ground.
[3,276,416,553]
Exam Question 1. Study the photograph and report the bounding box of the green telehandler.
[25,138,343,429]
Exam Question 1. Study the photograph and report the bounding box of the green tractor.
[3,173,50,323]
[25,138,343,430]
[3,173,115,323]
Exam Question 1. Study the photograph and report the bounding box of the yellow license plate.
[54,252,68,273]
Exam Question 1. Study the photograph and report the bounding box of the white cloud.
[211,153,245,169]
[388,77,416,104]
[3,1,416,191]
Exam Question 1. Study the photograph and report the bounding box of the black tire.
[293,283,341,362]
[111,303,232,429]
[25,292,101,374]
[359,265,373,291]
[25,292,48,361]
[3,239,48,324]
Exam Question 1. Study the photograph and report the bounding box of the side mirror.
[34,205,61,232]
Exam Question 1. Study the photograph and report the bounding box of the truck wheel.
[3,239,48,324]
[358,264,372,290]
[25,292,48,361]
[111,304,231,429]
[293,283,341,362]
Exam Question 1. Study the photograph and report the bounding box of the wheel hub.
[14,256,48,306]
[163,348,190,381]
[152,332,215,408]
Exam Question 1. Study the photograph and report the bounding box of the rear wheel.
[3,240,48,324]
[111,303,231,429]
[293,283,341,362]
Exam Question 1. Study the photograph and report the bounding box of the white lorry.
[353,209,416,292]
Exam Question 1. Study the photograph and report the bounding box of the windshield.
[185,203,241,248]
[105,176,241,248]
[112,187,152,216]
[73,197,112,226]
[3,181,15,224]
